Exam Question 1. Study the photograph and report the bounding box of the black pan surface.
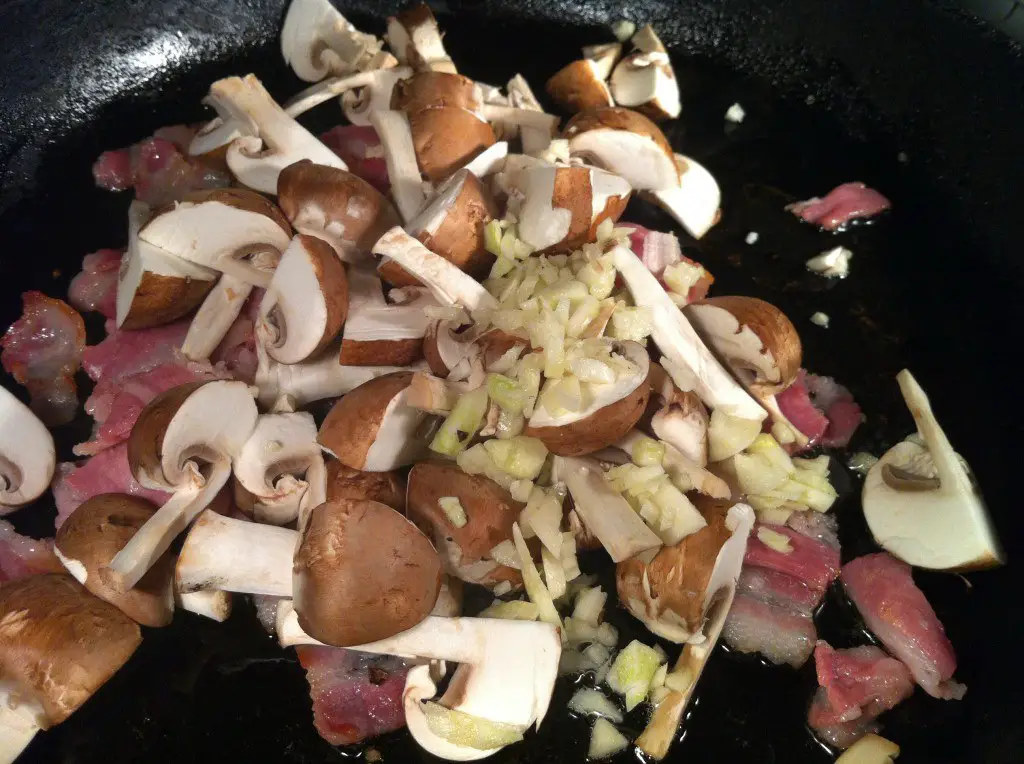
[1,2,1023,763]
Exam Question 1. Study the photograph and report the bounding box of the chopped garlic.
[611,19,636,41]
[835,734,900,763]
[568,688,624,723]
[810,311,830,328]
[725,102,746,123]
[745,231,759,245]
[757,527,794,553]
[438,497,468,528]
[588,718,629,760]
[663,667,693,694]
[490,540,522,569]
[848,451,880,476]
[806,246,852,278]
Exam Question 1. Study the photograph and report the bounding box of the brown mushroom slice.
[409,107,497,185]
[406,371,459,415]
[105,380,259,590]
[645,153,722,239]
[506,74,555,155]
[617,498,754,643]
[516,164,631,253]
[337,265,433,366]
[180,274,254,362]
[582,42,623,80]
[0,574,141,759]
[55,494,175,627]
[407,462,525,588]
[370,109,430,221]
[258,234,349,365]
[525,340,650,456]
[0,386,55,514]
[564,107,679,191]
[325,459,406,512]
[386,3,457,74]
[391,71,484,115]
[117,201,217,331]
[233,412,327,527]
[277,160,401,261]
[139,187,292,288]
[545,59,615,114]
[281,0,391,82]
[318,372,428,472]
[609,25,681,121]
[295,498,442,646]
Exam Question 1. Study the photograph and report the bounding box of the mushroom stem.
[175,510,297,596]
[181,274,253,361]
[284,67,411,118]
[370,110,428,220]
[0,685,42,764]
[175,589,233,622]
[896,370,970,496]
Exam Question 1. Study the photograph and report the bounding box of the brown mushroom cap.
[0,574,141,726]
[406,462,524,588]
[391,71,480,114]
[162,187,292,237]
[408,107,496,183]
[563,107,674,158]
[325,460,407,512]
[126,381,208,486]
[545,60,614,114]
[55,494,175,627]
[293,498,441,646]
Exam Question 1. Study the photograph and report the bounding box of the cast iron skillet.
[1,1,1023,762]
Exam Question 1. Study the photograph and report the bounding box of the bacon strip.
[68,249,122,319]
[787,182,891,231]
[744,523,840,598]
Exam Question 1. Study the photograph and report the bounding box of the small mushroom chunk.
[609,25,681,121]
[685,296,802,396]
[0,385,55,514]
[564,107,679,191]
[117,201,217,330]
[318,372,428,472]
[294,498,442,646]
[545,59,614,114]
[138,188,292,288]
[391,71,483,115]
[386,3,457,74]
[258,234,349,365]
[862,370,1004,571]
[516,164,631,253]
[277,160,401,262]
[407,462,524,588]
[55,494,175,627]
[617,498,754,643]
[645,366,710,466]
[284,69,407,119]
[582,43,623,80]
[525,340,651,456]
[646,153,722,240]
[409,107,497,184]
[342,67,413,126]
[506,74,556,155]
[370,109,430,221]
[180,274,254,362]
[325,459,406,512]
[0,574,141,757]
[281,0,391,82]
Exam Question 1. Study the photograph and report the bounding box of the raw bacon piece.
[842,553,965,700]
[68,248,122,319]
[744,524,840,598]
[722,593,816,668]
[807,690,882,749]
[1,292,86,425]
[775,372,829,446]
[620,222,714,301]
[736,567,820,617]
[51,443,170,529]
[320,125,389,193]
[786,182,891,231]
[82,319,190,383]
[92,148,134,191]
[296,645,409,745]
[0,521,63,582]
[775,370,863,449]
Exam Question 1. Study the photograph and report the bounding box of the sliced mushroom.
[525,340,651,456]
[609,25,681,121]
[516,164,631,253]
[258,234,349,364]
[611,244,767,423]
[295,498,442,645]
[0,385,55,513]
[407,462,524,589]
[432,575,464,618]
[460,141,510,178]
[551,455,663,562]
[55,494,175,627]
[284,68,408,118]
[685,296,802,396]
[176,589,233,622]
[180,274,254,362]
[337,265,433,366]
[233,412,327,526]
[564,107,679,191]
[409,106,497,183]
[105,380,258,590]
[617,498,755,643]
[862,370,1004,571]
[0,574,141,759]
[386,3,457,74]
[325,459,406,512]
[646,153,722,239]
[545,59,615,114]
[370,109,430,221]
[207,75,347,194]
[407,371,459,414]
[506,75,554,155]
[281,0,391,82]
[582,42,623,80]
[342,67,414,126]
[318,372,428,471]
[276,160,400,261]
[139,187,292,288]
[422,320,479,378]
[117,201,217,330]
[392,71,484,115]
[645,365,710,465]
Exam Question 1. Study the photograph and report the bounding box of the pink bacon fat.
[842,553,966,700]
[744,523,841,598]
[786,182,891,231]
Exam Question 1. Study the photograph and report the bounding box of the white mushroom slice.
[647,154,721,239]
[546,59,615,114]
[371,109,429,221]
[506,75,552,155]
[616,430,730,500]
[180,274,253,362]
[342,67,412,126]
[422,320,483,378]
[175,589,233,622]
[552,455,663,562]
[461,142,509,178]
[258,235,349,364]
[233,412,327,526]
[479,105,560,137]
[386,3,457,74]
[207,74,347,194]
[0,386,55,513]
[610,244,766,422]
[862,370,1004,571]
[283,68,410,118]
[281,0,390,82]
[372,227,498,313]
[138,187,292,288]
[175,510,297,595]
[105,380,259,590]
[610,26,680,121]
[646,368,710,466]
[117,201,217,330]
[583,43,623,80]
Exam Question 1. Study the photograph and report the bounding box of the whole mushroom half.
[408,106,497,184]
[609,25,681,121]
[386,3,457,74]
[392,71,484,115]
[0,385,55,514]
[0,575,141,761]
[407,462,525,589]
[281,0,391,82]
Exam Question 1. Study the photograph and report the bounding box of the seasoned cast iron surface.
[1,2,1022,763]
